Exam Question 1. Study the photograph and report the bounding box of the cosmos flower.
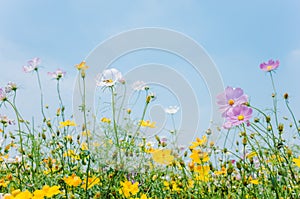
[139,120,156,128]
[216,86,248,117]
[0,88,6,101]
[48,68,66,80]
[5,82,17,93]
[75,61,89,70]
[223,105,253,129]
[152,149,174,165]
[96,68,123,87]
[23,57,41,73]
[132,80,148,91]
[259,59,280,72]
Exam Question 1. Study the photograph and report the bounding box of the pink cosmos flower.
[0,88,6,101]
[5,82,17,93]
[223,105,252,129]
[48,68,66,80]
[23,57,41,73]
[96,68,123,87]
[259,59,279,72]
[216,87,248,117]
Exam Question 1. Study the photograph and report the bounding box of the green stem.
[269,72,279,128]
[35,70,46,122]
[110,86,122,167]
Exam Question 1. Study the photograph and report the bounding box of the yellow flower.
[59,120,76,128]
[248,176,260,185]
[139,120,155,128]
[81,176,100,190]
[189,135,207,149]
[145,147,156,153]
[189,150,209,163]
[214,167,227,176]
[249,179,260,185]
[194,165,210,182]
[81,142,88,150]
[75,61,89,70]
[63,150,80,160]
[152,149,174,165]
[63,174,82,187]
[0,178,9,187]
[101,117,111,123]
[140,194,151,199]
[119,181,139,198]
[41,185,61,198]
[293,156,300,167]
[246,151,257,159]
[82,130,91,136]
[14,190,33,199]
[32,189,45,199]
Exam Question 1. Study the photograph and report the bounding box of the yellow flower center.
[267,65,272,71]
[228,99,235,106]
[104,79,113,83]
[237,115,244,121]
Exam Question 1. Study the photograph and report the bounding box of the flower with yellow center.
[228,99,235,105]
[237,114,244,121]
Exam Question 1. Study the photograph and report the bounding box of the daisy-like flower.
[59,120,76,128]
[259,59,280,72]
[139,120,156,128]
[0,115,15,126]
[96,68,123,87]
[75,61,89,70]
[132,80,148,91]
[5,82,17,93]
[48,68,66,80]
[164,106,180,114]
[23,57,41,73]
[216,86,248,117]
[0,88,7,101]
[223,105,253,129]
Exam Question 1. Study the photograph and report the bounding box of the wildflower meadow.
[0,58,300,199]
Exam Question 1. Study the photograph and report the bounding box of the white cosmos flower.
[132,81,148,91]
[164,106,180,114]
[96,68,123,87]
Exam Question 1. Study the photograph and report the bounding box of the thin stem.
[269,72,279,128]
[35,70,46,122]
[110,86,122,166]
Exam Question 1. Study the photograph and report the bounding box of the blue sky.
[1,1,300,144]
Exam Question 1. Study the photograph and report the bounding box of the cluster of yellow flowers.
[2,185,61,199]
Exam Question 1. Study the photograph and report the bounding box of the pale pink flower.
[23,57,41,73]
